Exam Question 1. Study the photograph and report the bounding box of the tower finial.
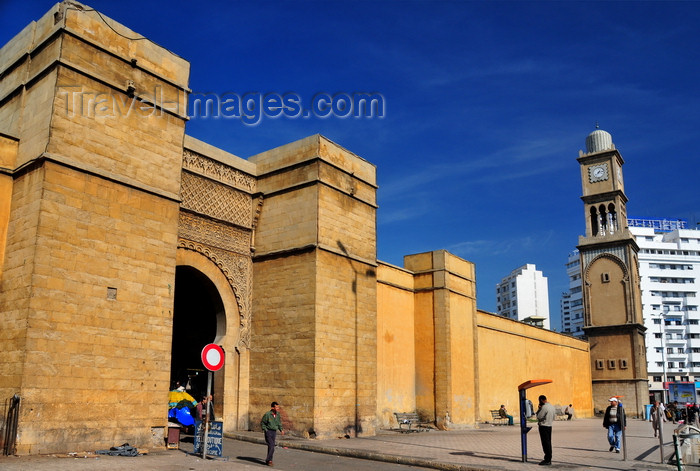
[595,121,600,129]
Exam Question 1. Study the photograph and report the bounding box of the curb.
[224,432,493,471]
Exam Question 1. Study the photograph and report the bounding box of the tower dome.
[585,125,614,153]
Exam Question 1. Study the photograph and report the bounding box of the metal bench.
[393,412,431,432]
[490,410,509,425]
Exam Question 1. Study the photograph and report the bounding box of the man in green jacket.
[261,401,284,466]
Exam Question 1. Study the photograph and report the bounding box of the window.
[654,333,662,338]
[655,347,663,353]
[595,359,604,370]
[602,272,610,283]
[679,362,686,369]
[653,376,662,382]
[608,359,616,369]
[667,348,674,354]
[678,348,685,354]
[668,362,675,368]
[668,376,676,381]
[619,359,628,369]
[681,376,690,382]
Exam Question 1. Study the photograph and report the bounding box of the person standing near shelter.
[261,401,284,466]
[603,397,626,453]
[536,395,555,466]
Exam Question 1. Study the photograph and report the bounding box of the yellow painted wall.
[0,135,18,281]
[376,262,416,427]
[476,311,593,421]
[377,251,594,429]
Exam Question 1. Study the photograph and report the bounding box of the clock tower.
[577,126,648,417]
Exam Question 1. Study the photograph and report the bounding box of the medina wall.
[476,312,593,421]
[249,135,378,439]
[376,252,593,430]
[0,2,188,453]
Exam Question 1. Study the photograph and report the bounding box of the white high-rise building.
[560,250,584,336]
[496,264,550,329]
[560,217,700,400]
[631,218,700,401]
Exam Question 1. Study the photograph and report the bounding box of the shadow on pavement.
[237,455,267,465]
[450,450,527,465]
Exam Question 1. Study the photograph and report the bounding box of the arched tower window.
[607,203,618,234]
[598,204,608,236]
[590,206,599,236]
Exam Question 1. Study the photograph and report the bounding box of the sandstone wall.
[0,2,188,453]
[250,135,377,438]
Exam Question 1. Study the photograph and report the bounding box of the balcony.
[664,323,686,332]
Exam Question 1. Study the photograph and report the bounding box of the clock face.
[588,163,609,183]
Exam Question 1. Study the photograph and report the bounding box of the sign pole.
[620,403,627,461]
[202,370,212,460]
[658,405,665,464]
[200,343,224,460]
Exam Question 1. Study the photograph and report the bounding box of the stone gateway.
[0,2,596,455]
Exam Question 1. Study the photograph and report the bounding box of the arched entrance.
[170,266,223,399]
[173,247,248,431]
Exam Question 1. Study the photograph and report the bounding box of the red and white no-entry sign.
[201,344,225,371]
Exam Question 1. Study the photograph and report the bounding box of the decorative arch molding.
[582,252,633,326]
[177,239,252,348]
[583,252,629,282]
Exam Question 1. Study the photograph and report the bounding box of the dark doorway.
[171,266,222,401]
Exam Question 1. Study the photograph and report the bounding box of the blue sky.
[2,1,699,329]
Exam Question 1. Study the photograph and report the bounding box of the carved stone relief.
[183,149,256,192]
[181,172,252,228]
[178,212,250,256]
[177,238,252,348]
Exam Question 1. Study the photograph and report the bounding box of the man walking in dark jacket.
[603,397,626,453]
[261,401,284,466]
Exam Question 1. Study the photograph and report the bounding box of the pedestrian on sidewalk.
[688,403,699,427]
[261,401,284,466]
[603,397,626,453]
[650,400,665,437]
[536,394,555,466]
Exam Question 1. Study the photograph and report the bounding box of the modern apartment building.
[496,264,550,329]
[561,217,700,400]
[631,218,700,401]
[560,250,584,336]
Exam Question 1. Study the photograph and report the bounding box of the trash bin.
[167,424,181,449]
[644,404,652,421]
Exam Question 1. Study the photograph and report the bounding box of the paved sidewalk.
[235,417,679,471]
[0,418,684,470]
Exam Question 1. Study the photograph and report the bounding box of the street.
[0,434,435,471]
